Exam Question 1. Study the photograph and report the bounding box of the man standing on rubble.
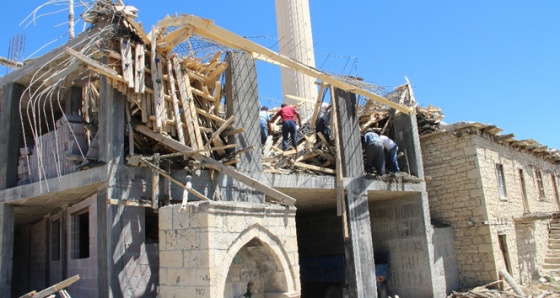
[259,106,272,145]
[380,134,400,173]
[271,103,302,151]
[362,130,385,175]
[315,103,332,144]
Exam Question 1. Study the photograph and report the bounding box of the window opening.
[496,164,507,199]
[72,210,90,259]
[535,169,545,199]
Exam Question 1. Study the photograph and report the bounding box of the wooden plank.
[166,57,186,144]
[173,56,204,150]
[141,93,148,123]
[191,86,216,101]
[206,62,228,85]
[196,107,226,124]
[293,162,336,174]
[158,15,413,114]
[134,43,146,93]
[123,13,150,45]
[213,81,222,114]
[150,34,165,132]
[139,156,210,202]
[107,198,153,207]
[331,86,345,216]
[310,83,326,129]
[222,127,244,137]
[135,125,296,206]
[65,47,123,81]
[159,144,237,158]
[120,38,134,89]
[21,275,80,298]
[151,155,160,209]
[204,115,234,148]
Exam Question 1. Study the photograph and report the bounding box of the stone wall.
[422,129,560,288]
[158,201,299,298]
[421,131,499,288]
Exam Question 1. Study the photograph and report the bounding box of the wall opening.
[71,209,90,259]
[51,219,61,261]
[496,164,507,200]
[519,169,529,213]
[535,169,546,200]
[498,234,512,274]
[224,237,288,297]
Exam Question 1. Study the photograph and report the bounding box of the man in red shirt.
[271,103,302,151]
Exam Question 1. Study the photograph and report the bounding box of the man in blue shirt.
[362,130,385,175]
[259,106,272,145]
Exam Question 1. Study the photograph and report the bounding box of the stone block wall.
[421,131,497,288]
[514,220,550,284]
[158,201,300,298]
[422,129,560,288]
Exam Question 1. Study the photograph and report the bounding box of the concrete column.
[393,112,424,179]
[333,89,376,298]
[0,203,15,295]
[275,0,318,119]
[97,75,125,165]
[223,52,264,203]
[0,82,24,190]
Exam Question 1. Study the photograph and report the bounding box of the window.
[51,220,61,261]
[496,164,507,199]
[72,210,89,259]
[519,169,529,212]
[552,174,559,204]
[535,169,545,199]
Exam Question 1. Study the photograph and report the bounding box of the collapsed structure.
[0,2,558,298]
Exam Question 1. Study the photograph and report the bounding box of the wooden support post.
[166,57,186,144]
[134,44,146,93]
[151,153,160,209]
[120,38,134,89]
[310,83,326,129]
[172,56,204,150]
[150,42,165,132]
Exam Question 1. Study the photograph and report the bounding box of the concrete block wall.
[432,226,459,295]
[29,219,48,292]
[369,196,436,297]
[66,194,98,297]
[158,201,300,298]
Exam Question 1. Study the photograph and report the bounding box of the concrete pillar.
[275,0,318,119]
[0,82,24,190]
[333,89,376,298]
[223,52,264,203]
[97,75,125,165]
[393,112,424,179]
[0,203,15,295]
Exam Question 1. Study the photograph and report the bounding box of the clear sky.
[1,0,559,149]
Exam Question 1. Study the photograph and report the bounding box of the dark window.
[496,164,507,198]
[72,210,89,259]
[552,174,559,203]
[51,220,61,261]
[519,169,529,212]
[145,208,159,244]
[535,170,545,199]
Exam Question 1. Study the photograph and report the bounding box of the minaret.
[275,0,318,121]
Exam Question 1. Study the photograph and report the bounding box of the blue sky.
[1,0,559,149]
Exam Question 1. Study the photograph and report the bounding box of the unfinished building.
[0,2,522,298]
[421,121,560,290]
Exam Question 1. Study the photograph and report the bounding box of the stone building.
[0,6,459,298]
[421,122,560,289]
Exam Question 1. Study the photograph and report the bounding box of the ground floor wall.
[10,194,158,297]
[515,219,550,285]
[158,201,300,298]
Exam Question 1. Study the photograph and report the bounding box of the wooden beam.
[204,115,234,148]
[134,44,146,93]
[166,57,185,144]
[158,15,413,114]
[293,161,336,174]
[120,38,134,89]
[310,83,326,129]
[65,47,122,80]
[331,86,345,216]
[150,33,165,132]
[135,125,296,206]
[20,275,80,298]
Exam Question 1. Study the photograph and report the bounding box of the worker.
[380,135,400,173]
[362,130,385,175]
[259,106,272,145]
[315,102,332,144]
[270,103,302,151]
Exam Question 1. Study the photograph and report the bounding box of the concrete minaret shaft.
[275,0,318,120]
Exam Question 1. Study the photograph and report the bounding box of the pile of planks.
[417,104,445,135]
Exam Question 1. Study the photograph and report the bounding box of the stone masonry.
[421,124,560,289]
[158,201,300,298]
